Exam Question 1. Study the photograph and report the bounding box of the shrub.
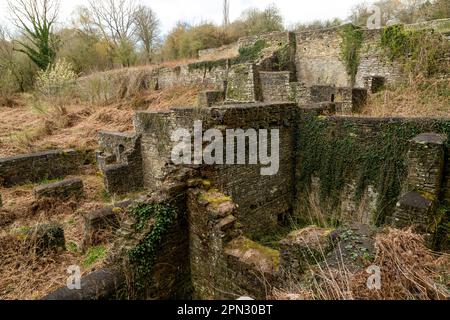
[35,59,77,97]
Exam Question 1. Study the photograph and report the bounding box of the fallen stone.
[42,268,125,300]
[33,178,84,200]
[198,90,224,108]
[279,226,334,276]
[411,133,447,145]
[82,201,133,249]
[392,192,434,232]
[27,223,66,253]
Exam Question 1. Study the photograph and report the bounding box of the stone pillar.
[404,133,447,196]
[392,133,447,232]
[187,186,238,300]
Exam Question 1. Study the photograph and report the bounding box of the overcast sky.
[0,0,374,35]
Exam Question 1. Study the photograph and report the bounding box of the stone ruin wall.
[131,102,299,238]
[2,20,449,300]
[90,103,450,300]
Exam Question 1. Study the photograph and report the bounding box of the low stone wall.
[0,149,81,187]
[42,268,125,300]
[33,178,84,200]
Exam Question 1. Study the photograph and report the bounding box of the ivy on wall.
[187,40,267,72]
[380,24,449,76]
[127,202,177,291]
[296,112,450,228]
[339,24,364,86]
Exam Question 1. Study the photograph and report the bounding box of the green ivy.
[231,40,267,65]
[187,40,268,73]
[380,24,448,76]
[127,203,177,288]
[187,59,229,72]
[339,24,364,85]
[296,113,450,227]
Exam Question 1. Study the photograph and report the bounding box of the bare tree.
[8,0,60,70]
[86,0,138,47]
[134,5,159,64]
[0,26,34,92]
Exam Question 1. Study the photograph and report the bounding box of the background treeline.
[0,0,449,96]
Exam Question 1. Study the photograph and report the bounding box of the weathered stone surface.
[42,268,125,300]
[0,149,80,187]
[224,236,279,300]
[225,236,279,274]
[259,71,292,102]
[412,133,448,145]
[389,132,449,233]
[279,226,334,276]
[392,192,434,232]
[33,178,84,200]
[226,64,261,102]
[82,203,127,249]
[27,223,66,253]
[188,187,242,300]
[101,136,144,195]
[324,224,375,273]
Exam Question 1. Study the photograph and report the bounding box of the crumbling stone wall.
[0,149,81,187]
[226,64,261,102]
[295,28,349,87]
[295,113,450,238]
[98,134,144,195]
[355,29,403,89]
[132,103,298,239]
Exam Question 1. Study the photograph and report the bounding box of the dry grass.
[360,75,450,118]
[0,166,116,300]
[274,228,449,300]
[0,84,205,157]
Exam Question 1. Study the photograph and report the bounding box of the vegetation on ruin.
[339,24,364,85]
[127,203,177,292]
[274,228,449,300]
[296,113,450,242]
[380,24,449,76]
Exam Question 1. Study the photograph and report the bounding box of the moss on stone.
[231,237,280,269]
[199,189,232,204]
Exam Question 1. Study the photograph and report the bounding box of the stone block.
[27,223,66,253]
[279,226,334,276]
[33,178,84,200]
[392,191,434,232]
[0,149,80,187]
[82,202,132,248]
[405,132,447,196]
